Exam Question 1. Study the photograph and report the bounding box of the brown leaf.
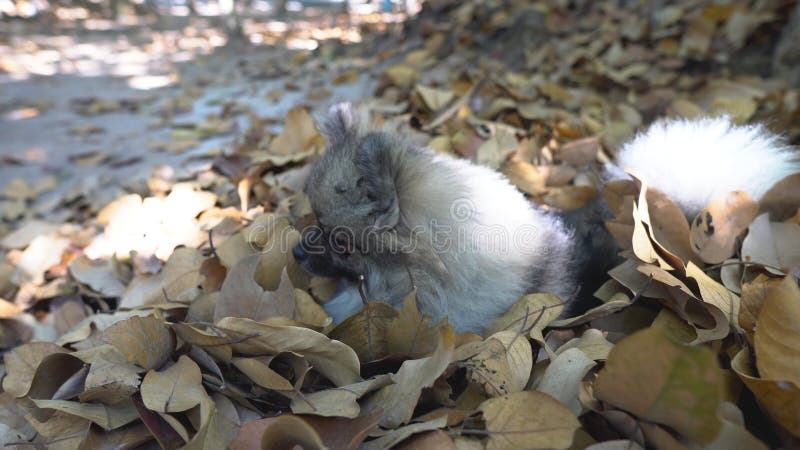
[103,315,174,370]
[557,137,600,165]
[290,375,391,418]
[141,355,205,413]
[741,214,800,274]
[690,191,758,264]
[215,317,361,386]
[31,399,139,431]
[2,342,69,397]
[758,173,800,221]
[753,276,800,385]
[594,327,723,444]
[362,325,455,428]
[69,256,127,298]
[232,411,382,450]
[269,107,320,156]
[455,330,532,396]
[732,348,800,438]
[479,391,580,450]
[215,255,294,322]
[536,348,595,414]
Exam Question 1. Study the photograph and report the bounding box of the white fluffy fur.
[609,117,800,217]
[401,153,576,332]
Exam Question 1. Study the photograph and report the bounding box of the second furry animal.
[293,104,577,332]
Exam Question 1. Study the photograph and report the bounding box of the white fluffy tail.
[607,117,800,217]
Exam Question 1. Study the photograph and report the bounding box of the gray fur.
[296,103,577,333]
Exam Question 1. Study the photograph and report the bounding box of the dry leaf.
[753,276,800,386]
[731,348,800,438]
[479,391,580,450]
[594,327,723,444]
[741,214,800,274]
[690,191,758,264]
[141,355,205,413]
[536,348,595,415]
[215,317,361,386]
[455,330,532,396]
[362,325,455,428]
[69,256,126,298]
[2,342,69,397]
[215,255,294,322]
[103,315,174,370]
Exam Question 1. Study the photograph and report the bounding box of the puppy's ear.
[357,133,400,228]
[319,103,366,147]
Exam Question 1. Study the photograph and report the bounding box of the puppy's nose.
[292,243,307,262]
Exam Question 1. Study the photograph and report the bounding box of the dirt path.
[0,22,375,220]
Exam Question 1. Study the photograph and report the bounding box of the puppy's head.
[293,103,402,278]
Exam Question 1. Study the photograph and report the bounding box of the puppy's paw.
[322,281,364,324]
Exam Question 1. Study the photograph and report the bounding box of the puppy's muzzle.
[292,242,308,263]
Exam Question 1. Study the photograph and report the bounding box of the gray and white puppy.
[293,104,577,332]
[293,105,800,333]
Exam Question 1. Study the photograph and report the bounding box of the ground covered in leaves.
[1,0,800,449]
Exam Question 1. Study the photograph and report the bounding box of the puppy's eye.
[366,192,377,202]
[356,177,365,188]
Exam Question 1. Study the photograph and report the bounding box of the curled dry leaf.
[395,429,458,450]
[214,254,294,322]
[69,255,127,298]
[489,293,563,358]
[753,276,800,386]
[362,324,455,428]
[80,345,142,404]
[103,315,174,371]
[758,173,800,221]
[2,342,68,397]
[359,416,448,450]
[685,262,740,331]
[555,329,614,361]
[741,214,800,274]
[478,391,580,450]
[690,190,759,264]
[454,330,532,396]
[290,374,392,418]
[328,301,398,362]
[557,137,600,165]
[215,317,361,386]
[31,399,139,431]
[738,275,781,343]
[386,289,441,358]
[536,348,595,415]
[382,64,418,89]
[231,410,382,450]
[476,123,519,170]
[415,84,454,111]
[141,355,205,413]
[232,356,294,394]
[705,402,769,450]
[731,348,800,438]
[172,323,233,363]
[268,106,320,156]
[594,327,723,445]
[182,394,227,449]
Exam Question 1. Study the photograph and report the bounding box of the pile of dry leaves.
[1,0,799,449]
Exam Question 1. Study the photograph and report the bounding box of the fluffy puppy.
[293,104,576,332]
